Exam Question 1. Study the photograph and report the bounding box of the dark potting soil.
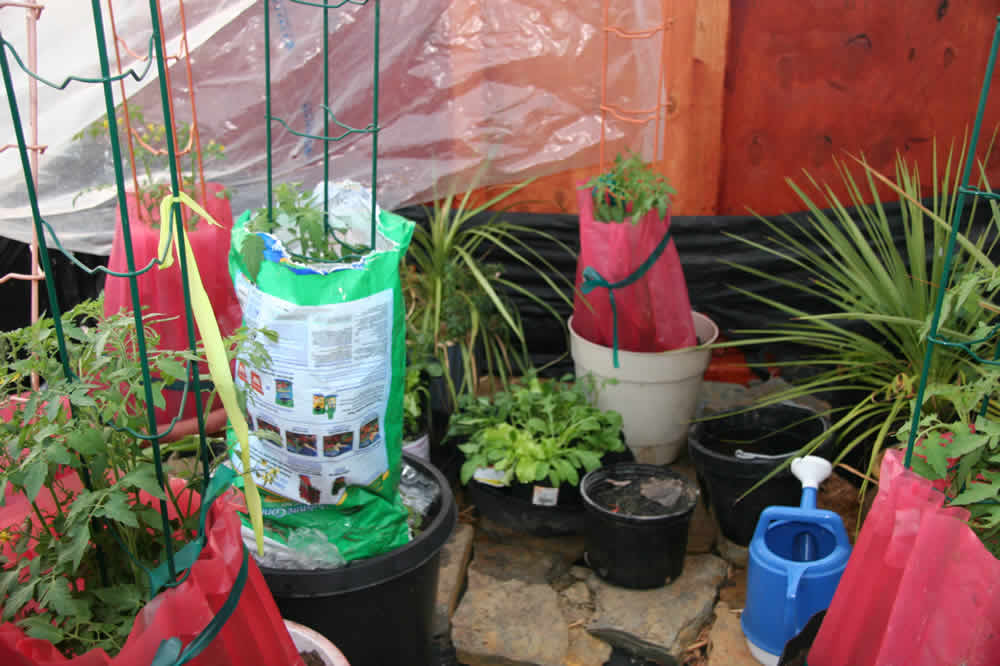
[300,650,324,666]
[591,476,696,517]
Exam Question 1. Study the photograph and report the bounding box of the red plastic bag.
[0,484,303,666]
[572,185,696,353]
[103,183,242,426]
[808,449,1000,666]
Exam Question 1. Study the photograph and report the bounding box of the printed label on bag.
[473,467,508,487]
[235,272,393,504]
[532,485,559,506]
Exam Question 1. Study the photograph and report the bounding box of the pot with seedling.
[76,103,241,433]
[570,152,718,465]
[448,373,629,536]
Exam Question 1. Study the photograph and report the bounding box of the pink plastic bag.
[572,185,696,354]
[809,449,1000,666]
[0,480,303,666]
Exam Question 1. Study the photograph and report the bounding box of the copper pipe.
[177,0,207,206]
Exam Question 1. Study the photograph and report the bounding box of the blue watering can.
[741,456,852,665]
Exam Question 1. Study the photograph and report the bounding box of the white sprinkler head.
[791,456,832,489]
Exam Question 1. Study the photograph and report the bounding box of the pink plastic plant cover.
[0,483,304,666]
[572,185,697,353]
[808,449,1000,666]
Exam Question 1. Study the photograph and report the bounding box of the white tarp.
[0,1,665,254]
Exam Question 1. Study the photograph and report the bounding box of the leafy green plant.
[895,269,1000,557]
[450,374,625,487]
[0,299,268,656]
[405,166,576,405]
[403,357,442,441]
[74,102,228,226]
[583,152,676,224]
[716,138,1000,500]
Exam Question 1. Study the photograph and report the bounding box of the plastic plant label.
[473,467,508,487]
[532,485,559,506]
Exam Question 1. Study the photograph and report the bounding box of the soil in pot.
[581,464,699,589]
[689,402,832,546]
[588,474,698,517]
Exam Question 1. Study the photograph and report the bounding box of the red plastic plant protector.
[103,184,242,428]
[0,478,304,666]
[572,185,697,356]
[808,449,1000,666]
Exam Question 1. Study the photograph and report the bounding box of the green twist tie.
[580,227,674,368]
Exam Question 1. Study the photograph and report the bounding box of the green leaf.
[23,461,47,503]
[96,492,140,528]
[3,579,37,620]
[950,482,999,507]
[515,457,537,483]
[94,584,143,612]
[156,358,188,383]
[58,524,92,572]
[118,466,167,500]
[240,233,267,283]
[66,429,106,457]
[19,614,64,643]
[0,569,20,598]
[40,579,86,617]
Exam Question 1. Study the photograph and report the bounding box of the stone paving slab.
[452,569,569,666]
[586,554,728,664]
[707,602,759,666]
[433,522,476,636]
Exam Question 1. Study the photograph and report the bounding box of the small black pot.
[688,402,832,546]
[581,463,699,589]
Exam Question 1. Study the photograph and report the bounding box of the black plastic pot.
[467,477,586,536]
[688,402,832,547]
[581,463,699,589]
[465,447,634,537]
[261,454,457,666]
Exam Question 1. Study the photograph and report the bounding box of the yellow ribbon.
[158,194,265,554]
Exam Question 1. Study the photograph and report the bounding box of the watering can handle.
[782,564,808,642]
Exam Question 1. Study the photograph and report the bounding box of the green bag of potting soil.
[227,181,414,562]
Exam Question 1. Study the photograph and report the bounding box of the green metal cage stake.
[264,0,381,256]
[903,16,1000,469]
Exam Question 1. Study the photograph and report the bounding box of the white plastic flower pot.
[569,312,718,465]
[402,432,430,461]
[285,619,351,666]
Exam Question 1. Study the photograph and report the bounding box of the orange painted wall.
[460,1,1000,217]
[720,0,1000,216]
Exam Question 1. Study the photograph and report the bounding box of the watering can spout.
[791,456,831,510]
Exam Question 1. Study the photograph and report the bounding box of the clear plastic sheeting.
[1,1,667,254]
[399,459,441,521]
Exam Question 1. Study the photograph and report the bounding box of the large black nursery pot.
[688,402,832,547]
[581,463,699,589]
[262,454,457,666]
